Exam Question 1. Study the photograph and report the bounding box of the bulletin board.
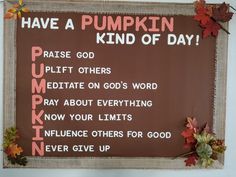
[3,0,228,168]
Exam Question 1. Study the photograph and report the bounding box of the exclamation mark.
[196,35,200,46]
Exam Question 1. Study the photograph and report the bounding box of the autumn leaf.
[181,128,196,149]
[3,127,19,149]
[184,143,193,149]
[3,127,28,166]
[194,132,215,144]
[19,0,23,6]
[181,128,194,138]
[13,3,20,9]
[212,2,234,22]
[201,19,221,38]
[5,144,23,158]
[180,117,226,167]
[203,123,210,133]
[4,0,29,20]
[4,12,14,19]
[186,136,196,144]
[185,155,198,166]
[194,7,211,25]
[193,0,233,38]
[22,7,30,13]
[194,0,206,10]
[7,154,28,166]
[17,11,22,19]
[186,117,198,130]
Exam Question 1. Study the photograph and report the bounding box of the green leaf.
[3,127,19,149]
[199,158,214,168]
[7,154,28,166]
[194,132,215,144]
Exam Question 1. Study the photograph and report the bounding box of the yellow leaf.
[22,7,30,13]
[19,0,23,5]
[18,11,22,18]
[8,8,17,13]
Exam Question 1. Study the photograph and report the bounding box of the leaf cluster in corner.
[194,0,234,38]
[180,117,226,168]
[3,127,28,166]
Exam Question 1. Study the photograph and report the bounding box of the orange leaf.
[22,7,30,13]
[4,12,14,19]
[194,0,206,11]
[6,144,23,157]
[206,5,213,16]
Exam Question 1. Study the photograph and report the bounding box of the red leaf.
[181,128,196,148]
[181,128,194,138]
[184,142,195,149]
[186,136,196,144]
[185,155,198,166]
[212,2,234,22]
[194,7,211,25]
[201,19,221,38]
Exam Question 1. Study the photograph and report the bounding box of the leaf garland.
[4,0,29,20]
[194,0,234,38]
[3,127,27,166]
[180,117,226,168]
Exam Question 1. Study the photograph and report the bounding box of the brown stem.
[230,6,236,12]
[211,17,230,35]
[173,151,196,160]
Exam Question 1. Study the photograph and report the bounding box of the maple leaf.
[22,7,30,13]
[5,144,23,158]
[181,128,196,149]
[19,0,23,5]
[186,117,198,130]
[7,154,28,166]
[212,2,234,22]
[4,0,29,20]
[184,143,192,149]
[186,136,196,144]
[203,123,210,133]
[4,12,15,19]
[194,7,211,25]
[3,127,20,149]
[185,155,198,166]
[181,128,194,138]
[201,19,221,38]
[194,0,206,11]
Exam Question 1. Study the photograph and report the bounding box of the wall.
[0,0,236,176]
